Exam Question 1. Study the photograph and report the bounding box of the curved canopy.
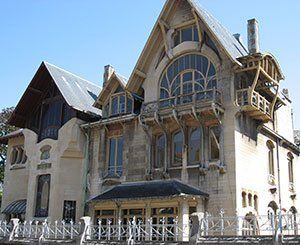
[2,199,26,215]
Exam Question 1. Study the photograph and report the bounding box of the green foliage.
[0,107,17,183]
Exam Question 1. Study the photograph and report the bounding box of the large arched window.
[159,54,217,107]
[155,135,166,169]
[173,131,183,166]
[188,128,202,165]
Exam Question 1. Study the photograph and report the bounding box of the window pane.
[117,137,124,176]
[156,135,166,168]
[193,26,199,42]
[119,95,125,114]
[181,27,193,42]
[127,97,133,113]
[173,131,183,165]
[63,201,76,223]
[108,139,116,175]
[189,128,202,164]
[111,97,118,115]
[35,174,51,217]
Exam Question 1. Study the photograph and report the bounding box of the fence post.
[9,218,19,241]
[189,212,203,244]
[98,219,101,240]
[70,220,74,239]
[220,209,225,236]
[162,217,166,241]
[174,217,179,241]
[118,219,122,241]
[80,216,91,245]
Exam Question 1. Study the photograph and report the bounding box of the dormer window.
[173,25,199,47]
[103,93,133,118]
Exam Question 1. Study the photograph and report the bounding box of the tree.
[0,107,17,183]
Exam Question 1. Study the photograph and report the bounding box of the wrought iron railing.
[236,88,271,116]
[141,88,222,116]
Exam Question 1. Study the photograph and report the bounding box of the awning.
[2,200,27,215]
[91,180,209,202]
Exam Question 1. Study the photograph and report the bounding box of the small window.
[10,146,27,166]
[105,93,134,118]
[188,128,202,165]
[108,136,124,177]
[242,192,247,208]
[254,195,258,211]
[63,200,76,223]
[173,131,183,166]
[40,145,51,161]
[155,135,166,169]
[210,126,220,161]
[267,141,275,177]
[288,153,294,184]
[248,193,253,207]
[173,25,199,47]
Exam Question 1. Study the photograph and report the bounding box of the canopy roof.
[2,199,26,215]
[91,179,208,202]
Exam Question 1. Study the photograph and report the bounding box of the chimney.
[247,18,260,54]
[103,65,115,88]
[282,88,290,99]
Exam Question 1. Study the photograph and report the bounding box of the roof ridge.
[43,61,101,89]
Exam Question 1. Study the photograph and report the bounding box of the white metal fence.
[1,212,300,244]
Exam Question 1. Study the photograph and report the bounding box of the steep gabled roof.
[127,0,248,92]
[9,62,101,127]
[189,0,248,60]
[44,62,101,116]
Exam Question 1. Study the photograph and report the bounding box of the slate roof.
[91,179,208,201]
[44,62,102,116]
[295,130,300,146]
[115,73,128,87]
[189,0,248,62]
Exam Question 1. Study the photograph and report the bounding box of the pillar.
[179,200,190,241]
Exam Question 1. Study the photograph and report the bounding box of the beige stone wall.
[1,136,29,218]
[2,118,87,222]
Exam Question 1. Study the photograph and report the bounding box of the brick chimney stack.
[247,18,260,54]
[103,65,115,88]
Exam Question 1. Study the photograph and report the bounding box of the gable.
[9,62,101,128]
[126,0,248,93]
[94,73,127,109]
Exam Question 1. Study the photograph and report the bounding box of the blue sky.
[0,0,299,128]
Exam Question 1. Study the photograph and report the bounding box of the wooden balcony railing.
[236,88,272,121]
[141,88,222,117]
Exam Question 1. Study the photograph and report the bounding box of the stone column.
[179,200,190,241]
[145,203,151,241]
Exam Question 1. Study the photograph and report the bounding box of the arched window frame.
[254,195,258,211]
[35,174,51,218]
[159,53,217,108]
[188,127,203,165]
[172,130,184,166]
[155,134,166,169]
[242,192,247,208]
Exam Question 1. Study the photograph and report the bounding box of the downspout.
[82,125,91,216]
[275,138,283,241]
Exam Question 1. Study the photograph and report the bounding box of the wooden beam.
[158,20,170,58]
[135,69,147,79]
[28,87,43,94]
[192,9,203,45]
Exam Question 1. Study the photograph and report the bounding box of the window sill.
[10,164,26,170]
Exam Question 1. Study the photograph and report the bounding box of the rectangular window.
[108,136,124,177]
[63,200,76,223]
[288,155,294,184]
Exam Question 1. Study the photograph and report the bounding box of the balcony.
[141,88,222,120]
[236,88,272,122]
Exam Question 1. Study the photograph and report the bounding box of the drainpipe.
[275,138,283,243]
[82,125,91,216]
